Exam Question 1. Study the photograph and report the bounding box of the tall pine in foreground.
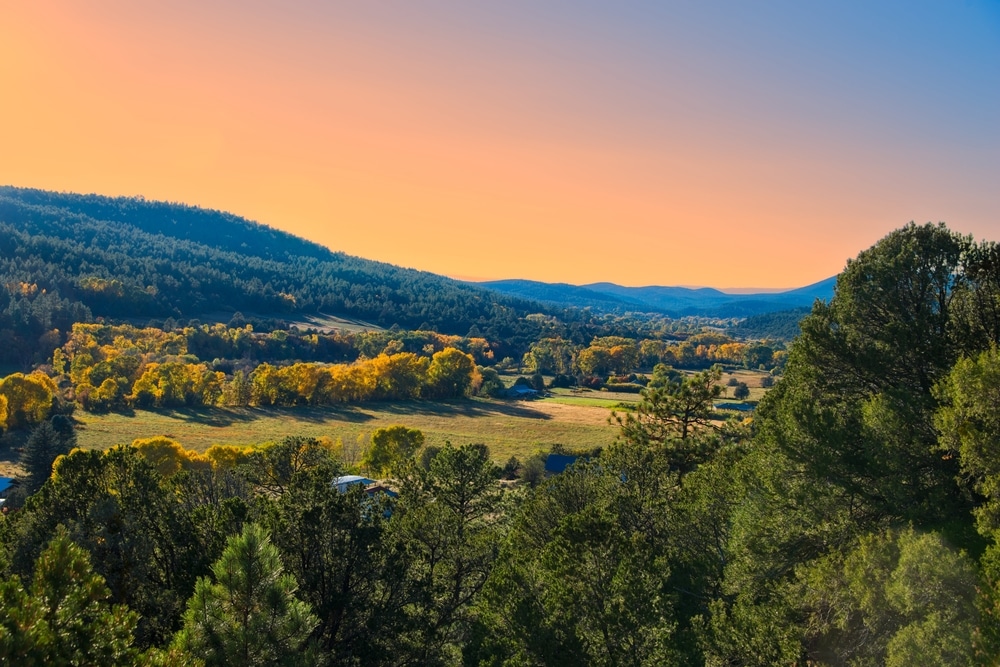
[172,523,318,667]
[0,529,139,665]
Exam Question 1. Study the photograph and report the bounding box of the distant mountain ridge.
[477,276,836,317]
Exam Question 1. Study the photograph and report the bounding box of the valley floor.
[70,397,622,462]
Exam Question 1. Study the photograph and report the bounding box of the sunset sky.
[2,1,998,289]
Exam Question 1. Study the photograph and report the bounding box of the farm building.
[334,475,399,499]
[715,402,755,412]
[504,385,539,398]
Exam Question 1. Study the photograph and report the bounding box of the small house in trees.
[504,385,539,399]
[715,401,755,413]
[334,475,375,493]
[333,475,399,499]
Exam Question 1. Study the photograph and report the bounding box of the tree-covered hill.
[728,307,811,341]
[478,276,836,317]
[0,186,557,341]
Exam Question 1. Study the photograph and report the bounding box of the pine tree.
[0,529,139,664]
[172,523,318,666]
[19,418,74,495]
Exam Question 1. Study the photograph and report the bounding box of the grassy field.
[0,369,776,474]
[715,368,774,402]
[199,310,383,333]
[542,387,641,409]
[71,398,621,463]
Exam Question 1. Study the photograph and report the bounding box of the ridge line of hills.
[0,185,829,350]
[0,186,547,331]
[474,276,836,318]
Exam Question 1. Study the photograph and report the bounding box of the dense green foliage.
[173,523,319,667]
[7,222,1000,664]
[0,529,140,665]
[728,307,810,341]
[18,416,75,496]
[0,186,613,363]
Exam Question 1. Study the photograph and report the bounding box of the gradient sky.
[2,1,998,288]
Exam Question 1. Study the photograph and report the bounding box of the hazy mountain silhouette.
[477,277,835,317]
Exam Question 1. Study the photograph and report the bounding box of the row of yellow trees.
[70,347,479,412]
[128,427,412,481]
[0,348,479,428]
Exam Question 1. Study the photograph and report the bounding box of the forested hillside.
[728,307,810,340]
[0,187,566,361]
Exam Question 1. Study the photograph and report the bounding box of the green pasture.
[541,387,641,409]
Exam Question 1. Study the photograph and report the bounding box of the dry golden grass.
[0,371,777,472]
[70,398,621,462]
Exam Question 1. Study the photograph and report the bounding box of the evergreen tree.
[0,529,139,665]
[391,444,504,664]
[612,364,724,475]
[173,523,318,667]
[19,418,74,495]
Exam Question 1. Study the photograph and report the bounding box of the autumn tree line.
[0,330,481,424]
[0,317,779,426]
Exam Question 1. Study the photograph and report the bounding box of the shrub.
[501,456,520,480]
[604,382,644,393]
[548,374,576,389]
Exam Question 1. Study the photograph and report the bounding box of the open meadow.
[0,371,774,476]
[71,397,622,463]
[67,372,770,464]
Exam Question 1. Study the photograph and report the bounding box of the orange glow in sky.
[2,1,998,288]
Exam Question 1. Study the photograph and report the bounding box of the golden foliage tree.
[0,372,56,429]
[132,437,211,477]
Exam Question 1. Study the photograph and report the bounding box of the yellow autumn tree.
[132,437,211,477]
[370,352,429,400]
[0,372,57,429]
[250,363,282,406]
[362,425,425,477]
[425,348,478,398]
[130,362,223,408]
[204,444,255,470]
[277,363,325,405]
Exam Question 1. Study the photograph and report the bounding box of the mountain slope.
[0,186,551,337]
